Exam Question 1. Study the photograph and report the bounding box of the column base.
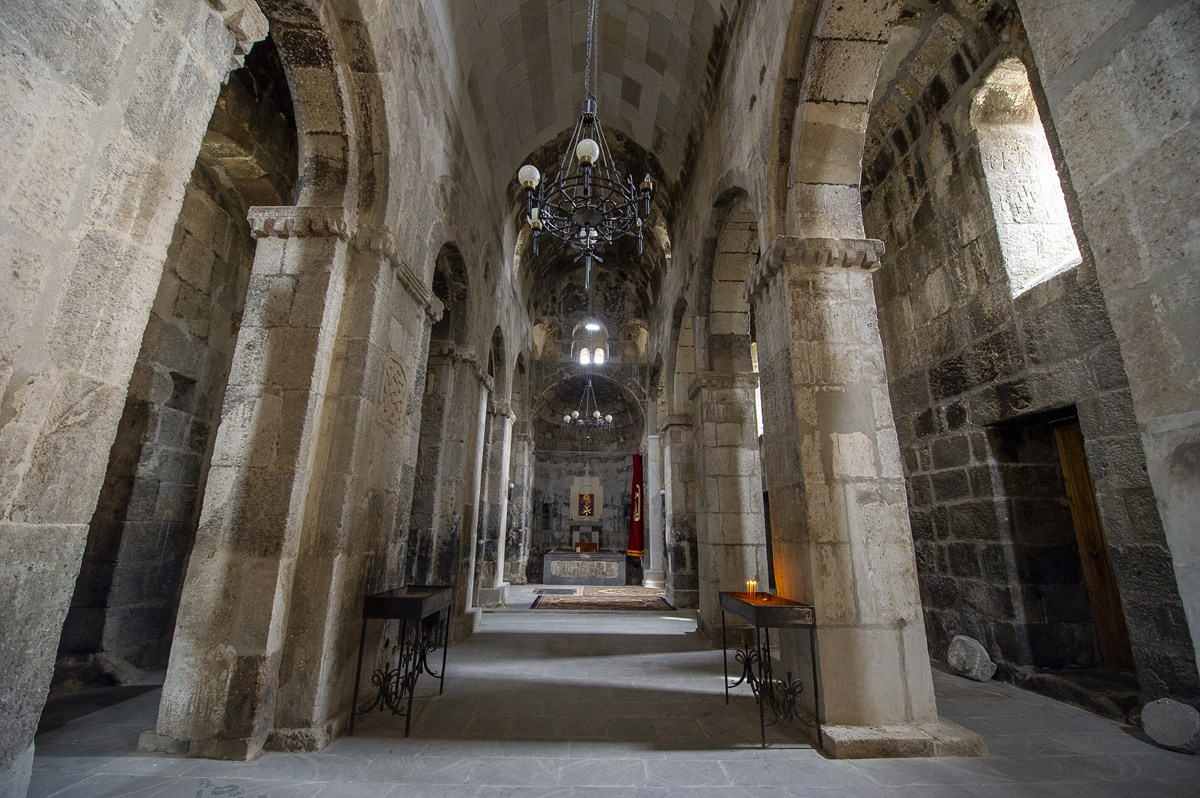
[138,730,266,761]
[265,721,339,753]
[819,719,985,759]
[476,582,509,608]
[451,607,481,643]
[0,741,33,798]
[642,570,666,589]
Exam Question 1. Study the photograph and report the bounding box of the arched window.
[571,320,609,364]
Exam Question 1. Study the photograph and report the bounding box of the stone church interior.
[1,0,1198,795]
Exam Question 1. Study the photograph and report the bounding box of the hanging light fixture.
[563,377,613,429]
[517,0,654,291]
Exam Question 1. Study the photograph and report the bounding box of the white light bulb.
[518,164,541,188]
[575,138,600,164]
[563,415,571,424]
[605,414,613,424]
[593,410,601,419]
[572,410,580,419]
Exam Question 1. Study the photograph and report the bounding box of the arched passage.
[51,35,299,696]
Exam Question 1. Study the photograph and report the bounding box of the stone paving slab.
[30,611,1200,797]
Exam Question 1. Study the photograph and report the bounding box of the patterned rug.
[581,586,665,598]
[530,587,675,611]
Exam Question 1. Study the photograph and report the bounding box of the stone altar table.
[543,550,626,586]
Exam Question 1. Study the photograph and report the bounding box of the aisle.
[29,611,1200,797]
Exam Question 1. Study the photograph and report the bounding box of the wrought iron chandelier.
[517,0,654,291]
[563,377,613,429]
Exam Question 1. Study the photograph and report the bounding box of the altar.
[543,550,627,586]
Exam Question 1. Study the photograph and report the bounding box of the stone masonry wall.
[863,10,1198,699]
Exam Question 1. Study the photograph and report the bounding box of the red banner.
[626,453,644,556]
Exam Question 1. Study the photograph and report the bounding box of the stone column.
[643,432,667,588]
[745,236,981,758]
[406,343,458,584]
[661,414,698,608]
[690,372,769,639]
[269,230,442,752]
[452,367,491,639]
[504,428,533,584]
[143,206,350,761]
[477,403,514,606]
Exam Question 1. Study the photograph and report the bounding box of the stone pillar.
[690,372,769,639]
[452,368,491,639]
[643,433,667,588]
[745,236,982,758]
[477,403,514,606]
[268,229,442,752]
[504,429,533,584]
[0,1,266,791]
[406,343,458,584]
[143,206,349,761]
[661,414,698,608]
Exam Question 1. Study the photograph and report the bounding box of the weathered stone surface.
[1142,698,1200,754]
[947,635,997,682]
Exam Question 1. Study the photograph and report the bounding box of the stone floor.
[29,600,1200,797]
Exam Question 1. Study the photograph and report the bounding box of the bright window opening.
[971,59,1082,298]
[579,347,591,365]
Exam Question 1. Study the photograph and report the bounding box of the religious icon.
[632,484,642,522]
[579,492,595,517]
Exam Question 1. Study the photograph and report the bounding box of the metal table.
[349,584,454,736]
[720,591,821,748]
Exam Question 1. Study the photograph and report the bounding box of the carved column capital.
[745,236,885,303]
[353,225,442,321]
[688,371,760,400]
[247,206,350,240]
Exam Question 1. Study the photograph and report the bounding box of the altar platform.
[542,550,627,586]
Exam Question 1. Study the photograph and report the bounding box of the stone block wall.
[863,8,1198,699]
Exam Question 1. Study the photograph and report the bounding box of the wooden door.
[1054,422,1135,670]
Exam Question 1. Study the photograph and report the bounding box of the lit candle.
[746,579,758,597]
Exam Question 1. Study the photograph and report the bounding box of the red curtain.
[626,453,644,556]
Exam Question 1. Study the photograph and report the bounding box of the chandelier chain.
[584,0,598,100]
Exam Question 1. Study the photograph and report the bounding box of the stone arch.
[665,298,694,418]
[430,243,470,343]
[258,0,355,211]
[51,33,302,694]
[772,0,903,239]
[488,326,508,400]
[693,188,760,374]
[617,320,649,364]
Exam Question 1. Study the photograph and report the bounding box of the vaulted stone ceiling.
[425,0,741,207]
